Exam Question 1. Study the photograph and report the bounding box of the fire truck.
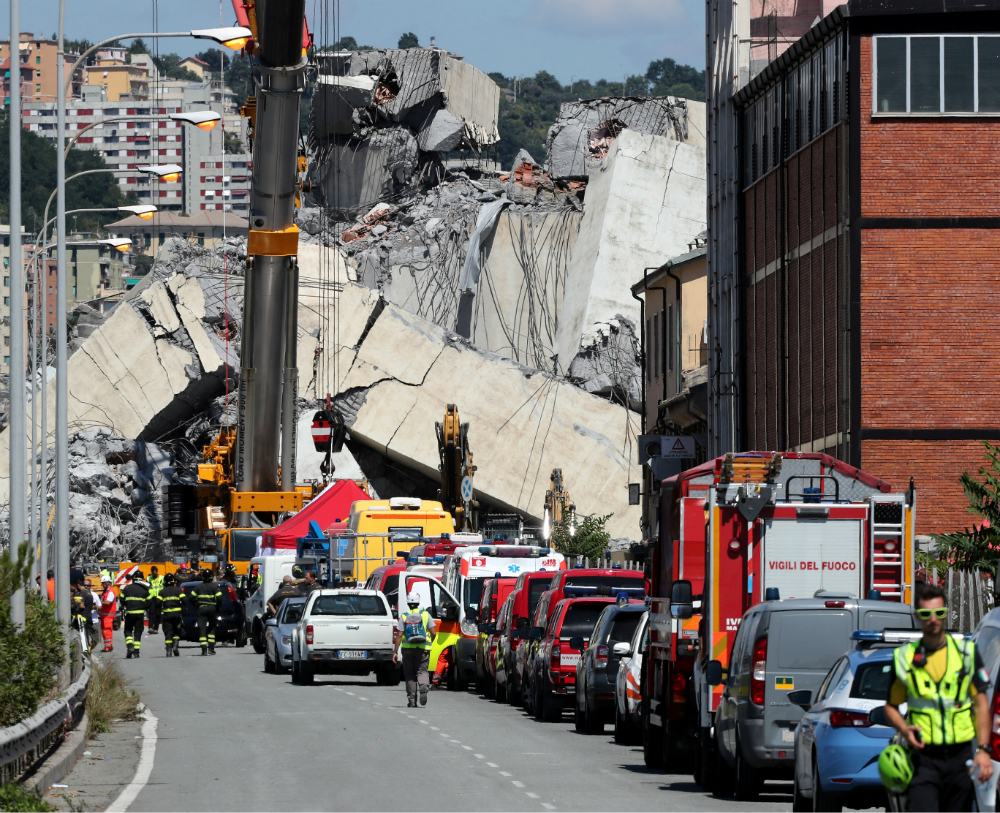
[641,452,916,785]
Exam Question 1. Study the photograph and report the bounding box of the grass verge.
[0,782,55,812]
[86,658,142,738]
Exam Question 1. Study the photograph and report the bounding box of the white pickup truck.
[290,588,401,686]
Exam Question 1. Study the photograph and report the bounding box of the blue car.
[791,645,898,811]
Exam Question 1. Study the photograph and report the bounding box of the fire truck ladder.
[869,494,907,600]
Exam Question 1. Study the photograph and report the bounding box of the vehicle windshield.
[311,594,388,616]
[608,613,643,644]
[528,578,553,617]
[559,604,608,639]
[281,602,305,624]
[229,529,259,561]
[381,575,399,605]
[849,660,895,700]
[564,575,645,591]
[464,577,487,615]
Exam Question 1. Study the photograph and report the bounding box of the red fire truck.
[641,452,916,785]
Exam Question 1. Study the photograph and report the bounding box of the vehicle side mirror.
[528,627,543,640]
[441,600,459,622]
[612,641,631,656]
[569,636,585,651]
[787,689,812,710]
[428,605,439,619]
[487,623,497,635]
[516,617,528,630]
[265,618,277,627]
[670,579,694,619]
[869,706,889,727]
[706,659,724,686]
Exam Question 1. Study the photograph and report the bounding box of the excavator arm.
[436,404,478,532]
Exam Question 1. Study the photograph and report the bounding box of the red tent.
[261,480,370,550]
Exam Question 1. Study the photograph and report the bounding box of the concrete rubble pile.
[309,47,501,217]
[66,428,172,560]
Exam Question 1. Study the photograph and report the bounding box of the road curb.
[23,712,90,793]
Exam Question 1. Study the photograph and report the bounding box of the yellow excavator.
[543,468,575,541]
[436,404,478,532]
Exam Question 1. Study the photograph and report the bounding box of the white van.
[244,554,299,653]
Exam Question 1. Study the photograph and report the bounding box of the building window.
[4,357,8,366]
[668,304,674,373]
[874,35,1000,114]
[3,337,7,347]
[652,312,660,380]
[645,318,652,383]
[35,56,40,64]
[3,276,7,286]
[3,297,8,306]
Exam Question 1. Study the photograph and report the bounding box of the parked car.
[529,596,622,723]
[488,595,516,703]
[475,576,517,697]
[290,589,400,685]
[575,601,646,734]
[179,580,248,647]
[790,640,908,811]
[264,597,305,674]
[711,594,916,801]
[614,611,649,744]
[508,572,558,705]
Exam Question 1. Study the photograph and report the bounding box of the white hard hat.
[406,591,421,605]
[100,575,112,584]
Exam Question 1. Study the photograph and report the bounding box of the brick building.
[732,0,1000,533]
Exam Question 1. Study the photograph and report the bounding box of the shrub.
[0,782,54,812]
[0,543,65,728]
[86,657,141,737]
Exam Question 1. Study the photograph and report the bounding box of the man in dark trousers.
[266,575,301,617]
[156,573,184,657]
[189,569,222,655]
[121,571,149,659]
[146,566,164,634]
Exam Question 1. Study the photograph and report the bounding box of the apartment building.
[86,59,149,102]
[1,33,84,106]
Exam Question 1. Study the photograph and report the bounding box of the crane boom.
[234,0,308,517]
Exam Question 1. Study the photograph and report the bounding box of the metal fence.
[0,659,90,783]
[922,567,996,633]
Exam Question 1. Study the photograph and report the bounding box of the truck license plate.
[338,650,367,659]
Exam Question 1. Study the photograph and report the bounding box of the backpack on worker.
[402,610,428,644]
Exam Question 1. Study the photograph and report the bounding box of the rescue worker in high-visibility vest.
[121,571,149,659]
[885,583,993,811]
[146,566,164,634]
[189,569,222,656]
[156,573,183,657]
[393,591,437,708]
[98,575,117,653]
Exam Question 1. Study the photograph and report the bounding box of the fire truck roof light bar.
[476,545,551,557]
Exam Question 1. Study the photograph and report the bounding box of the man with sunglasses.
[885,584,993,811]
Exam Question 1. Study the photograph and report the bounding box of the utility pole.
[9,0,26,629]
[55,0,70,649]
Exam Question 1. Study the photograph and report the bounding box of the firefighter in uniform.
[156,573,184,657]
[146,566,164,634]
[885,583,993,811]
[190,569,222,655]
[121,571,149,658]
[98,576,117,652]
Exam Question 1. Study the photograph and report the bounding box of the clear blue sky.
[6,0,706,84]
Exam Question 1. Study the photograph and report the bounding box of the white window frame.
[873,33,1000,116]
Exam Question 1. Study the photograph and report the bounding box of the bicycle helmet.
[878,743,913,793]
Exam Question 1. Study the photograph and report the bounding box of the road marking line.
[334,687,344,691]
[359,697,367,700]
[486,762,498,767]
[106,708,157,813]
[420,720,429,724]
[439,732,449,737]
[499,771,512,777]
[430,726,439,730]
[526,792,539,799]
[462,745,472,750]
[345,692,355,696]
[542,803,556,810]
[512,780,525,788]
[451,739,461,743]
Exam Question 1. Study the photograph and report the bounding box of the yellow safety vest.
[400,609,433,650]
[894,636,977,746]
[148,575,164,599]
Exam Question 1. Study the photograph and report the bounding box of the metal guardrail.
[0,661,91,783]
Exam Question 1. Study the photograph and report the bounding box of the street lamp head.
[97,239,132,252]
[170,110,222,131]
[190,26,253,51]
[137,164,183,182]
[117,205,158,220]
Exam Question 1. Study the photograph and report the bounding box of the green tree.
[194,49,230,76]
[0,541,65,728]
[132,254,154,276]
[398,32,420,49]
[225,54,254,108]
[153,53,201,83]
[127,38,149,55]
[646,57,705,101]
[0,120,134,239]
[551,513,613,561]
[224,130,244,154]
[930,441,1000,605]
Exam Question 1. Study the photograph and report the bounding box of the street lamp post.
[53,25,248,638]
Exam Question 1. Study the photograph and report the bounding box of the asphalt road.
[102,629,791,812]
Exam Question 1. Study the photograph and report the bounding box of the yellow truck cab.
[346,498,454,582]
